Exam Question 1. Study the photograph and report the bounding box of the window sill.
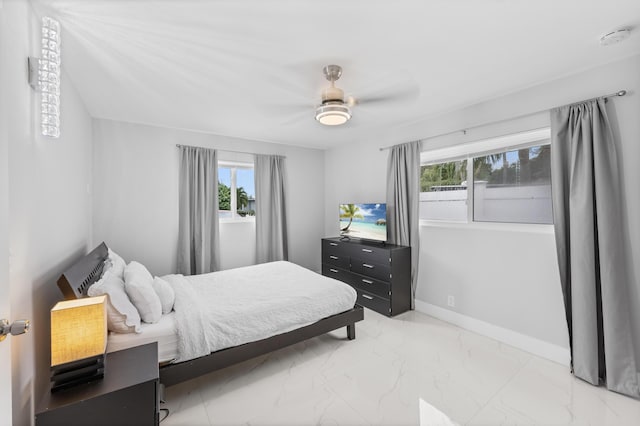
[419,219,554,234]
[219,218,256,224]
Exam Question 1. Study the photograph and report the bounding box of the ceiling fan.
[314,64,419,126]
[315,65,352,126]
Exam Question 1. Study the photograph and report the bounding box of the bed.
[56,242,364,387]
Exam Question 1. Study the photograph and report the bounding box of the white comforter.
[163,261,357,362]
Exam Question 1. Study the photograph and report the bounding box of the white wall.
[219,220,256,270]
[325,54,640,364]
[3,1,93,424]
[0,0,13,420]
[324,140,388,237]
[417,223,567,349]
[92,120,325,276]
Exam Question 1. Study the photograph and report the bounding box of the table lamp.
[50,295,107,391]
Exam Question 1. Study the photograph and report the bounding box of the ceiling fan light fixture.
[315,101,351,126]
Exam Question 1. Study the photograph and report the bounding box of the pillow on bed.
[88,269,141,333]
[152,276,174,314]
[102,248,126,280]
[124,261,162,324]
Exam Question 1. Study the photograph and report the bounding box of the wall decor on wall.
[28,16,61,138]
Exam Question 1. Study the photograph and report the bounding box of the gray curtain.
[386,141,421,309]
[177,146,220,274]
[551,99,639,397]
[255,154,288,263]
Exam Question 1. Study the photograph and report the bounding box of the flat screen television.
[339,203,387,243]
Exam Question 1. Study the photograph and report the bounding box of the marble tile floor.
[163,310,640,425]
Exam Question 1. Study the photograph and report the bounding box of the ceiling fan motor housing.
[322,86,345,103]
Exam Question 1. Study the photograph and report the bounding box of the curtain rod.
[175,144,286,158]
[379,89,627,151]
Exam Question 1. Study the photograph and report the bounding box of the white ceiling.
[34,0,640,149]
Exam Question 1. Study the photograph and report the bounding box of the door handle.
[0,319,30,342]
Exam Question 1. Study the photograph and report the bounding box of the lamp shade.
[50,296,107,367]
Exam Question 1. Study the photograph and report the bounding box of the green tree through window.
[218,182,231,210]
[218,182,250,210]
[421,159,467,192]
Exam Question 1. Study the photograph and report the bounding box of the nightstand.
[36,342,160,426]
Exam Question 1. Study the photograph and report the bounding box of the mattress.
[107,312,178,364]
[165,261,357,362]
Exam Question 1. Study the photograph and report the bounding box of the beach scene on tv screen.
[340,203,387,241]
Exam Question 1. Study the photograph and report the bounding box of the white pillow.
[88,270,141,333]
[152,276,175,315]
[103,248,126,280]
[124,261,162,324]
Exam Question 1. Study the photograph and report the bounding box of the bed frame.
[56,242,364,387]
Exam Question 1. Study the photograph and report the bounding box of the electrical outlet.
[447,295,455,307]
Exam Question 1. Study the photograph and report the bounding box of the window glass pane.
[420,159,468,221]
[473,144,552,224]
[218,167,232,218]
[236,168,255,217]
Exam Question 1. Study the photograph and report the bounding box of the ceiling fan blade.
[268,102,314,111]
[356,83,420,105]
[262,67,323,105]
[278,109,311,126]
[349,69,420,106]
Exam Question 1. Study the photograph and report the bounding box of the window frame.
[218,160,255,223]
[419,127,553,228]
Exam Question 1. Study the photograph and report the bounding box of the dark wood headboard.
[56,242,109,299]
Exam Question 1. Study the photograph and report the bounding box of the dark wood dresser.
[321,237,411,316]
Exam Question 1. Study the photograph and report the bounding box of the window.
[420,128,552,225]
[218,161,255,221]
[420,159,468,221]
[473,145,551,224]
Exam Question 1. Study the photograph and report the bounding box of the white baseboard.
[415,300,571,366]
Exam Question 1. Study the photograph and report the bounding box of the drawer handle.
[362,263,374,269]
[362,279,373,284]
[362,294,374,300]
[330,243,338,246]
[362,248,373,253]
[329,255,338,260]
[329,268,339,273]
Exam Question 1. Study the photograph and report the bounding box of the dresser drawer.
[348,273,390,299]
[352,244,389,264]
[322,251,350,270]
[322,239,349,255]
[351,258,391,282]
[355,289,390,316]
[322,264,351,282]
